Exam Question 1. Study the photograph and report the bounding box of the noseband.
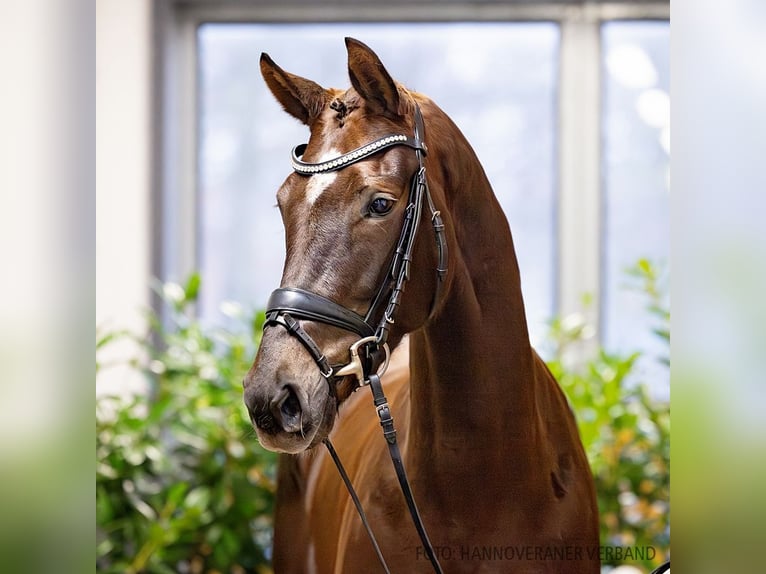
[263,103,446,573]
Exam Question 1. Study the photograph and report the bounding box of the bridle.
[263,103,446,573]
[265,103,447,382]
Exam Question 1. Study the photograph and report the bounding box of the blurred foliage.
[96,261,669,572]
[96,274,276,573]
[546,259,670,571]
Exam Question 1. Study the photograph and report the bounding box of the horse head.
[243,38,447,453]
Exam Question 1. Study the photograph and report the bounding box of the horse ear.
[345,37,401,118]
[260,53,329,125]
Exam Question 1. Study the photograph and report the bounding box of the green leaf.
[184,273,202,301]
[184,486,211,511]
[166,481,189,508]
[653,328,670,342]
[96,486,114,523]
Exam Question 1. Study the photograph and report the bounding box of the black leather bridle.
[265,104,447,383]
[263,103,446,573]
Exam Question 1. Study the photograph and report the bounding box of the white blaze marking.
[304,148,340,205]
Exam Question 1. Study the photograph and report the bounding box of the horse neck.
[406,107,544,490]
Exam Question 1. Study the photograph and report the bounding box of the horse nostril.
[271,385,303,433]
[281,389,301,420]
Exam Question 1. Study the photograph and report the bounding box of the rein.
[263,104,445,573]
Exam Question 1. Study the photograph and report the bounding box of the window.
[197,22,559,344]
[602,21,670,397]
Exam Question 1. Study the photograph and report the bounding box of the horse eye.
[369,197,394,216]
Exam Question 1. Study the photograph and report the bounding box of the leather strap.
[368,373,444,574]
[324,439,391,574]
[266,287,374,338]
[265,312,334,379]
[292,134,426,175]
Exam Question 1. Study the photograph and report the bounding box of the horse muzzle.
[243,349,336,453]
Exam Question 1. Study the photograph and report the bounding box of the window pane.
[602,21,669,398]
[197,23,558,344]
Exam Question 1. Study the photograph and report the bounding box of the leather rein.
[263,104,446,573]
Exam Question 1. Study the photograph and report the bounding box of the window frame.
[153,0,670,351]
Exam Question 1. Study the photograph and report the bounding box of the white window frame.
[152,0,669,350]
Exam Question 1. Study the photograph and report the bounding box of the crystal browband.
[291,134,426,175]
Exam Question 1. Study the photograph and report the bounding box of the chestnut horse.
[243,38,600,573]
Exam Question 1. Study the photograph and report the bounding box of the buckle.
[333,336,391,388]
[319,362,335,379]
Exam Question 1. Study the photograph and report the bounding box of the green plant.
[97,261,669,572]
[96,275,276,573]
[546,259,670,570]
